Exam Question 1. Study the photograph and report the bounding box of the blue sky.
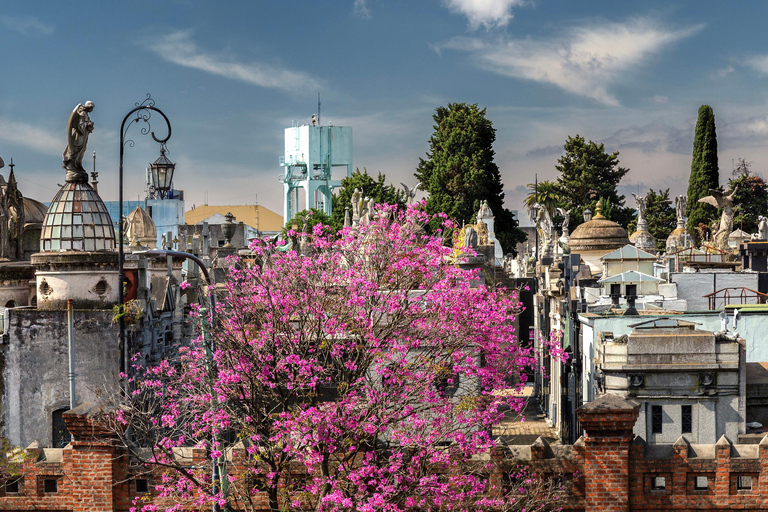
[3,1,768,225]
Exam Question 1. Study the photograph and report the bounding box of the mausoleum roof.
[40,182,115,252]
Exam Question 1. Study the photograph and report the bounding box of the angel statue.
[632,193,647,221]
[400,182,420,204]
[699,186,739,251]
[62,101,95,182]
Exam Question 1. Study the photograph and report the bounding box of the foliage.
[555,135,633,230]
[110,204,565,512]
[415,103,526,255]
[284,208,334,236]
[729,166,768,234]
[627,189,677,252]
[596,197,614,220]
[523,180,561,221]
[686,105,720,234]
[112,299,143,325]
[330,168,406,233]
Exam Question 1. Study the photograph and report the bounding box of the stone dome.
[40,182,116,252]
[665,225,694,253]
[23,197,49,225]
[629,229,656,254]
[126,206,157,247]
[569,207,630,253]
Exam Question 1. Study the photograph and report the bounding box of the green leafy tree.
[523,180,562,220]
[330,168,406,232]
[627,189,676,252]
[284,208,333,236]
[415,103,526,254]
[555,135,633,230]
[686,105,720,234]
[728,161,768,234]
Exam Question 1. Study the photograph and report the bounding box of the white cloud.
[0,118,61,156]
[716,65,735,78]
[746,56,768,75]
[442,0,525,30]
[0,15,54,35]
[652,95,669,105]
[438,19,702,106]
[353,0,371,19]
[145,31,322,93]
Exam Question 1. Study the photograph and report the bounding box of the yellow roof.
[185,205,283,232]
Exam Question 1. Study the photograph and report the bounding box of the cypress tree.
[686,105,719,233]
[415,103,526,254]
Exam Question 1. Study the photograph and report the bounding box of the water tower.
[280,121,353,224]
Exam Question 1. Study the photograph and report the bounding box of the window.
[682,405,692,434]
[694,476,708,491]
[651,405,663,434]
[135,479,149,493]
[43,479,58,493]
[436,373,459,397]
[737,475,753,491]
[4,300,15,308]
[51,409,71,448]
[5,478,20,494]
[651,476,666,491]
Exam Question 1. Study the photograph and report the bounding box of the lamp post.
[149,145,176,199]
[118,94,172,376]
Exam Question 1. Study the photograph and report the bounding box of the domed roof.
[666,225,694,253]
[126,206,156,240]
[569,206,630,252]
[23,197,49,225]
[629,229,656,253]
[40,182,115,252]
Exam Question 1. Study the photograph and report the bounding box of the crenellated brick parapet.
[7,395,768,511]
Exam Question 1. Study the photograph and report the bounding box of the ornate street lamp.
[150,145,175,198]
[118,94,171,373]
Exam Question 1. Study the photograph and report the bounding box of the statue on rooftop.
[675,195,687,228]
[699,185,739,251]
[632,193,647,222]
[62,101,95,183]
[759,216,768,241]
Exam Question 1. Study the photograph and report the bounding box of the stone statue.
[633,193,647,222]
[351,188,362,226]
[463,226,478,249]
[557,207,570,236]
[533,203,554,259]
[400,182,419,204]
[476,221,489,246]
[760,216,768,241]
[344,207,351,228]
[359,197,373,225]
[62,101,95,182]
[674,195,687,228]
[699,186,739,251]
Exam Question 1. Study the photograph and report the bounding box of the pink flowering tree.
[111,204,561,511]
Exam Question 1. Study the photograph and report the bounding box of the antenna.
[317,93,321,126]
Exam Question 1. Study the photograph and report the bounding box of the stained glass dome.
[40,182,116,252]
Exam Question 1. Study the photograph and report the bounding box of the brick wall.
[5,395,768,511]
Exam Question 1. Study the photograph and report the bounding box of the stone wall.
[1,309,119,448]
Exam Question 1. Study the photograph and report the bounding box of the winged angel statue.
[698,186,738,251]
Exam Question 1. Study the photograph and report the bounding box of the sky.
[3,1,768,226]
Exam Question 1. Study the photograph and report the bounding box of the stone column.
[577,394,640,512]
